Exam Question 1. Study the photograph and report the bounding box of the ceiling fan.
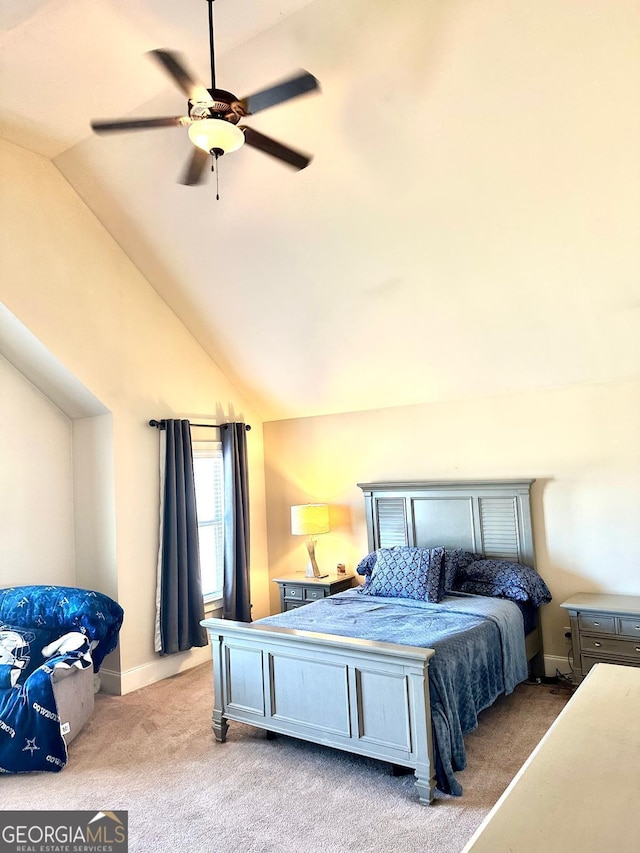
[91,0,319,189]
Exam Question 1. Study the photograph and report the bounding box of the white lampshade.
[188,119,245,155]
[291,504,330,537]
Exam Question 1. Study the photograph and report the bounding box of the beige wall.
[0,357,76,587]
[263,378,640,665]
[0,138,270,693]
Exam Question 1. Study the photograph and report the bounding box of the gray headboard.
[358,480,536,568]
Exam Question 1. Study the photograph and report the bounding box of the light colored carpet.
[1,664,569,852]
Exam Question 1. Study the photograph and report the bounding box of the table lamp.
[291,503,330,578]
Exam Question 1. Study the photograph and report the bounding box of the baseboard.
[99,643,211,696]
[544,654,572,679]
[97,668,122,696]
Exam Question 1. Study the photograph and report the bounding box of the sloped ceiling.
[2,0,639,421]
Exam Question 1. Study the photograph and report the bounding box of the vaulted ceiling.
[2,1,638,421]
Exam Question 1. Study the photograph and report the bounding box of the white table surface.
[462,663,640,853]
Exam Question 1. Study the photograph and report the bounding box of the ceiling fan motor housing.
[189,88,245,123]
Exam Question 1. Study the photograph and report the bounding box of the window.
[192,441,224,604]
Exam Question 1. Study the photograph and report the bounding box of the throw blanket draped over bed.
[1,585,124,774]
[260,590,528,795]
[0,637,93,774]
[0,585,123,671]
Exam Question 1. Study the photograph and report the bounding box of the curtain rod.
[148,419,251,432]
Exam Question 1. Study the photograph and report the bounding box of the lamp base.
[305,568,329,579]
[304,538,328,579]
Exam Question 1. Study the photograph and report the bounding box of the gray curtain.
[221,423,251,621]
[155,419,208,654]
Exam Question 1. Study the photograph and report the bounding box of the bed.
[201,480,550,803]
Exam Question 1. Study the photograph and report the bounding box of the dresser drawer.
[578,614,616,634]
[619,617,640,638]
[304,587,325,602]
[581,654,640,676]
[580,634,640,659]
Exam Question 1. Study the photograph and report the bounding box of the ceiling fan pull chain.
[213,151,220,201]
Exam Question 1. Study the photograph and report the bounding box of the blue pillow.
[0,624,56,685]
[357,547,480,590]
[442,549,482,591]
[360,547,446,603]
[453,559,552,607]
[355,552,377,576]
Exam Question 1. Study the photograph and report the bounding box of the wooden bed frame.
[202,479,540,805]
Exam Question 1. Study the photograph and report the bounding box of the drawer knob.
[636,647,640,653]
[592,621,600,626]
[594,642,601,647]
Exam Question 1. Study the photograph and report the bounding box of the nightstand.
[272,572,355,612]
[560,592,640,682]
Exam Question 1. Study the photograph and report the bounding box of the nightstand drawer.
[561,593,640,683]
[578,614,616,634]
[619,617,640,638]
[580,635,640,659]
[283,585,303,601]
[273,574,355,614]
[304,587,325,601]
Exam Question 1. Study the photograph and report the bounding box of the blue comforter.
[259,590,528,795]
[0,638,93,774]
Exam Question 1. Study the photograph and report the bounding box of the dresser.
[272,572,355,612]
[560,592,640,682]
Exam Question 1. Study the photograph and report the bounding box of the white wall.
[263,378,640,667]
[0,138,270,693]
[0,356,76,587]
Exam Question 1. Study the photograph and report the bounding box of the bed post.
[210,632,229,743]
[361,488,376,552]
[408,664,436,804]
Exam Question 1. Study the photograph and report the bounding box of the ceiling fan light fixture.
[187,118,245,155]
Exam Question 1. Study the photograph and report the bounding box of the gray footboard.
[201,618,436,804]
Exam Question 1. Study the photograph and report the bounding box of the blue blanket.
[0,639,93,774]
[259,590,528,795]
[0,586,124,671]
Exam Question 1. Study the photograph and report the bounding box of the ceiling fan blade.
[240,71,319,116]
[149,49,212,104]
[241,126,311,170]
[179,147,210,186]
[91,116,187,133]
